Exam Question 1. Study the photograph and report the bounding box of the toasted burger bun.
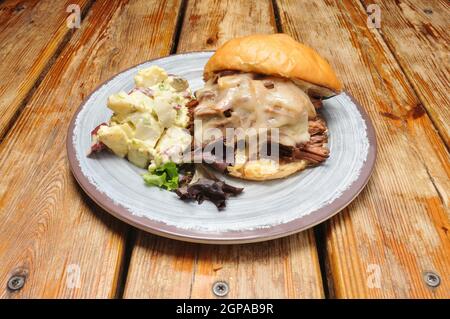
[226,159,308,181]
[204,33,342,93]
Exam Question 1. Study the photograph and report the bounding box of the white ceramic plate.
[67,51,376,244]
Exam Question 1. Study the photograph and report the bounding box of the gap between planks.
[274,2,450,295]
[117,0,331,299]
[356,0,449,204]
[271,0,334,298]
[0,1,185,297]
[120,0,325,299]
[10,0,443,298]
[0,0,96,144]
[3,0,442,298]
[109,0,448,298]
[357,0,449,153]
[114,0,190,298]
[170,0,188,54]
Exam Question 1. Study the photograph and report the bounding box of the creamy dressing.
[95,66,192,169]
[194,73,316,147]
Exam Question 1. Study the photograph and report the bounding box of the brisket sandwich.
[193,34,342,180]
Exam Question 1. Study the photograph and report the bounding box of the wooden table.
[0,0,448,299]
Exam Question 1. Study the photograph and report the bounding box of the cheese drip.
[194,73,316,147]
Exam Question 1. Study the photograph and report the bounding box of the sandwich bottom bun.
[226,158,308,181]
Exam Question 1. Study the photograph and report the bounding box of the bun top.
[204,34,342,92]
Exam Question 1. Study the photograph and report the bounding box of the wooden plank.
[176,0,278,51]
[189,232,323,298]
[0,0,92,141]
[276,0,450,298]
[123,0,325,299]
[0,0,182,298]
[361,0,449,147]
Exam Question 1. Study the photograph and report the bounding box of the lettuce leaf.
[143,162,179,190]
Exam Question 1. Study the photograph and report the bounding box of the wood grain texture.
[189,232,323,298]
[276,0,449,298]
[176,0,278,51]
[362,0,449,147]
[0,0,182,298]
[0,0,91,141]
[123,0,324,299]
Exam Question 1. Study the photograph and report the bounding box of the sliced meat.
[202,152,229,173]
[194,114,330,168]
[309,134,328,145]
[292,145,329,164]
[186,99,199,134]
[186,99,199,109]
[195,89,216,101]
[195,139,233,173]
[308,116,327,135]
[278,116,329,164]
[310,97,323,109]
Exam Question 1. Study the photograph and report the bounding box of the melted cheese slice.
[194,73,316,147]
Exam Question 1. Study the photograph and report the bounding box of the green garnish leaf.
[143,162,179,190]
[143,172,166,187]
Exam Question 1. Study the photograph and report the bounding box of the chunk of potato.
[97,125,130,157]
[134,66,168,88]
[153,97,176,127]
[127,139,153,168]
[156,127,192,163]
[107,92,137,115]
[134,116,163,148]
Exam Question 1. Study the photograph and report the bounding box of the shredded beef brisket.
[280,116,329,164]
[197,115,330,168]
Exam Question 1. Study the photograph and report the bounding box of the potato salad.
[89,65,243,207]
[91,66,193,173]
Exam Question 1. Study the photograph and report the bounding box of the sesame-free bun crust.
[204,34,342,92]
[227,159,308,181]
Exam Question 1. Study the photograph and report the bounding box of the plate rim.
[66,51,377,244]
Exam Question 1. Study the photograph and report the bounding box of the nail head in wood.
[7,275,25,291]
[212,281,229,297]
[423,272,440,288]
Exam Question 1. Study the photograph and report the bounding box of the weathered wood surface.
[1,0,449,299]
[362,0,450,147]
[276,0,449,298]
[0,0,92,140]
[122,0,325,299]
[0,0,182,298]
